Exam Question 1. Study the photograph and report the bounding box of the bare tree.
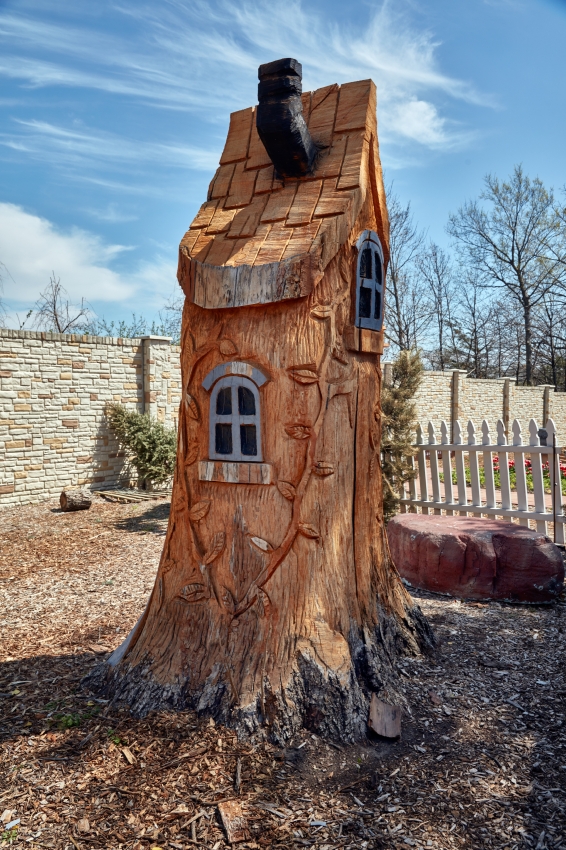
[417,242,457,371]
[32,273,92,334]
[385,189,429,355]
[447,165,565,385]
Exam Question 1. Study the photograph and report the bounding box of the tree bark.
[60,489,92,512]
[86,242,433,742]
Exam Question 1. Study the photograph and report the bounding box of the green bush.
[107,404,177,487]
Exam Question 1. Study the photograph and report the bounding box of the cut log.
[60,489,92,512]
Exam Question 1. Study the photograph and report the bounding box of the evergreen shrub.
[107,404,177,488]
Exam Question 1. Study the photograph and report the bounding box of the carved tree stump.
[86,67,433,742]
[60,489,92,512]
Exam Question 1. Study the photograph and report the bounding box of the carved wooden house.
[109,60,400,740]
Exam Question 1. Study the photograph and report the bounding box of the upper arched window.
[356,230,384,332]
[202,362,268,463]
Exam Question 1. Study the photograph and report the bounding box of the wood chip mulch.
[1,497,565,850]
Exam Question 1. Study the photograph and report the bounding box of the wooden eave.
[177,79,389,310]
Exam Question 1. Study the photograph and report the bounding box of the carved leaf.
[203,531,226,564]
[185,439,199,466]
[285,424,311,440]
[277,480,297,500]
[177,583,209,603]
[219,338,237,356]
[298,522,320,540]
[312,462,334,477]
[250,535,273,552]
[185,393,200,421]
[289,368,319,385]
[188,500,211,522]
[331,339,349,365]
[310,304,333,319]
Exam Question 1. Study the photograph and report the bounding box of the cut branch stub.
[312,462,334,476]
[277,480,297,500]
[188,500,211,522]
[203,531,226,564]
[288,367,319,385]
[285,424,311,440]
[298,522,320,540]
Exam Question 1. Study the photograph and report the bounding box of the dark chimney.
[256,58,318,179]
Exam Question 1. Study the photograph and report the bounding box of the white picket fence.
[398,417,565,543]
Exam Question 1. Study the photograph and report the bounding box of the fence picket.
[416,423,429,515]
[529,419,547,534]
[512,419,530,527]
[546,418,564,544]
[468,420,483,514]
[440,420,454,515]
[497,419,512,515]
[397,416,566,536]
[482,419,496,511]
[428,422,441,514]
[453,420,468,514]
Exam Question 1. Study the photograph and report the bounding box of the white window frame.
[355,229,384,332]
[208,375,263,462]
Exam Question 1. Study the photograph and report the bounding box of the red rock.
[387,514,564,603]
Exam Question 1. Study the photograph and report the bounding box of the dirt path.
[1,497,565,849]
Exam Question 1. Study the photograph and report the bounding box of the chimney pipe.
[256,58,318,179]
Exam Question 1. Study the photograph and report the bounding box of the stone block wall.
[0,330,181,507]
[383,364,566,442]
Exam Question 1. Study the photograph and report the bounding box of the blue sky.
[0,0,565,327]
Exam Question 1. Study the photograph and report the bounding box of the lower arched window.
[356,230,384,331]
[209,376,262,462]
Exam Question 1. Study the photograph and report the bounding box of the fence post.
[503,379,510,440]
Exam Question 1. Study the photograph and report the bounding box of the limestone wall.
[0,330,181,507]
[383,364,566,442]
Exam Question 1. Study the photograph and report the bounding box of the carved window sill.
[198,460,273,485]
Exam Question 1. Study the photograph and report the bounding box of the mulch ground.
[1,497,565,850]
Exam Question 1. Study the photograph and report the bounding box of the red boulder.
[387,514,564,603]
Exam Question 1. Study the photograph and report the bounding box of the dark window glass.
[359,285,372,319]
[216,386,232,415]
[215,423,233,454]
[240,424,257,456]
[374,290,381,321]
[360,247,372,279]
[374,252,382,286]
[238,385,256,416]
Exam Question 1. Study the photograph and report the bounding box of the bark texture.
[87,205,433,743]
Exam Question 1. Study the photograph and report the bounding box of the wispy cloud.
[0,0,492,151]
[0,202,176,311]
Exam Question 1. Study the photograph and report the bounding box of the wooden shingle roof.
[178,79,388,310]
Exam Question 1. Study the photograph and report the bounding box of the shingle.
[189,201,218,230]
[253,224,292,265]
[204,234,236,266]
[281,221,321,260]
[308,84,339,148]
[254,166,275,194]
[210,163,235,199]
[260,184,298,223]
[180,229,205,253]
[334,80,375,133]
[190,232,214,262]
[224,162,257,209]
[286,180,323,227]
[246,113,272,170]
[315,134,346,179]
[227,225,270,266]
[336,132,367,190]
[314,183,353,218]
[207,207,237,235]
[228,197,267,239]
[219,107,254,164]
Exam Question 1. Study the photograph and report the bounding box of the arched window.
[356,230,384,332]
[202,362,268,463]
